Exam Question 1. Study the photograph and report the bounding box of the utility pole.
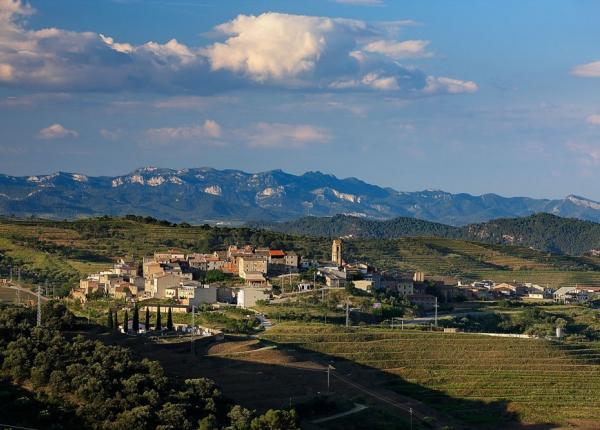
[191,305,195,355]
[345,301,349,327]
[36,285,41,327]
[327,365,334,392]
[409,407,413,430]
[434,297,438,328]
[9,266,12,283]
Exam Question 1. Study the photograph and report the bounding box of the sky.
[1,0,600,200]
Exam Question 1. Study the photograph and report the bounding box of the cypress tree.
[156,306,162,331]
[132,305,139,333]
[145,307,150,331]
[167,307,174,331]
[107,309,113,331]
[124,310,129,333]
[114,311,119,333]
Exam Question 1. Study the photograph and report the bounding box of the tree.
[114,311,119,333]
[132,305,139,333]
[145,307,150,331]
[156,307,162,331]
[198,414,218,430]
[250,409,299,430]
[228,405,254,430]
[107,309,114,331]
[124,310,129,333]
[167,307,174,331]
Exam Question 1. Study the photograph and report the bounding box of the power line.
[36,285,41,327]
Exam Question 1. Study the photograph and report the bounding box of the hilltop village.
[70,238,597,321]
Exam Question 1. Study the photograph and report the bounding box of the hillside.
[3,216,600,290]
[3,167,600,225]
[262,324,600,427]
[252,213,600,255]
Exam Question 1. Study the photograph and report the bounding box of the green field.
[262,324,600,427]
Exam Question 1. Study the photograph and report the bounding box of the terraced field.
[262,324,600,427]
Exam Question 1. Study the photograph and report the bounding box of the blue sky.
[2,0,600,199]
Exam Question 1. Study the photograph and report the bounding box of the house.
[148,273,187,299]
[188,253,226,272]
[353,280,375,292]
[112,285,132,300]
[407,293,437,310]
[379,276,413,296]
[493,282,527,296]
[237,288,270,308]
[167,284,218,306]
[319,268,347,288]
[243,272,268,287]
[238,255,268,279]
[527,291,546,300]
[554,287,589,303]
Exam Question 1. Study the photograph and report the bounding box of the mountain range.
[2,166,600,226]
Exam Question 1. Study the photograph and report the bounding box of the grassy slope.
[3,217,600,290]
[262,324,600,426]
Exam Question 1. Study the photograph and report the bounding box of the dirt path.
[311,403,368,424]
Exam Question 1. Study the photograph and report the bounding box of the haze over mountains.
[2,166,600,226]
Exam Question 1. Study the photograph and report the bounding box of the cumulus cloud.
[572,61,600,78]
[36,123,78,139]
[247,123,331,148]
[203,13,369,83]
[144,119,222,144]
[586,114,600,125]
[0,2,476,96]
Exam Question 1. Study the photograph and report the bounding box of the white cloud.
[144,119,222,144]
[423,76,478,94]
[204,13,368,83]
[36,123,78,139]
[363,40,432,59]
[247,123,331,148]
[572,61,600,78]
[0,3,476,96]
[586,114,600,125]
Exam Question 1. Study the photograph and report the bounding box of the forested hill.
[248,215,459,240]
[462,213,600,255]
[249,213,600,255]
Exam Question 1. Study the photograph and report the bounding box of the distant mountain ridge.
[250,213,600,256]
[2,166,600,226]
